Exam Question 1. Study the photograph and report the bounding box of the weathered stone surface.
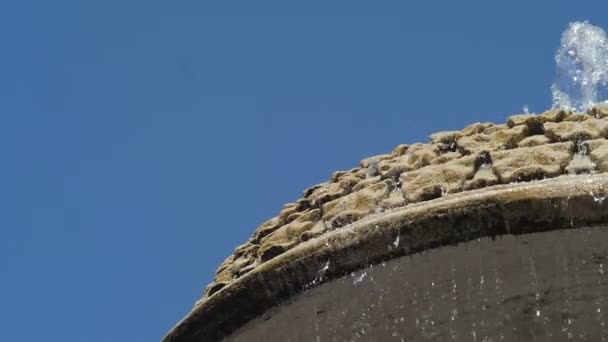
[360,153,391,169]
[430,151,462,164]
[460,122,494,136]
[378,143,440,179]
[464,165,499,190]
[201,109,608,305]
[304,179,356,208]
[563,113,591,122]
[429,130,459,144]
[378,188,406,210]
[298,221,327,242]
[351,175,382,192]
[167,174,608,342]
[390,144,409,156]
[233,243,258,259]
[588,139,608,172]
[544,118,608,142]
[537,108,569,123]
[322,180,393,229]
[169,106,608,342]
[482,123,508,134]
[491,142,573,183]
[400,155,477,202]
[457,125,528,153]
[518,135,551,147]
[588,104,608,119]
[258,209,322,261]
[566,154,596,174]
[251,217,282,243]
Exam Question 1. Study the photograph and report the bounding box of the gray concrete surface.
[229,227,608,341]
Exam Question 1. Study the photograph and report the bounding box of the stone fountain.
[164,21,608,342]
[164,105,608,341]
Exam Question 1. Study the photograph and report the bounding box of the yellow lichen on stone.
[457,125,528,153]
[379,189,407,210]
[198,107,608,305]
[544,118,608,142]
[566,154,596,174]
[429,130,460,144]
[430,151,462,165]
[391,144,409,156]
[203,255,236,296]
[360,154,392,168]
[299,221,327,242]
[379,143,440,179]
[305,179,356,208]
[400,155,477,202]
[464,166,498,190]
[251,217,283,243]
[322,180,393,228]
[351,175,381,192]
[518,135,551,147]
[506,113,540,128]
[482,124,509,134]
[563,113,592,122]
[460,122,494,136]
[588,105,608,119]
[537,109,569,123]
[257,209,322,261]
[589,139,608,172]
[278,203,299,223]
[491,142,574,182]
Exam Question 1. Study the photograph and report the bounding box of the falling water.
[552,21,608,111]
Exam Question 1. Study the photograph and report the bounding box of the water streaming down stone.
[225,229,608,341]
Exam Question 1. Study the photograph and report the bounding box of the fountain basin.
[165,174,608,341]
[229,226,608,341]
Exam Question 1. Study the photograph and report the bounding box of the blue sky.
[1,1,607,341]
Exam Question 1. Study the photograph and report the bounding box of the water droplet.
[592,191,607,204]
[353,271,367,285]
[309,261,330,287]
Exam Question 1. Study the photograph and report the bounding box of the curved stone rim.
[164,173,608,341]
[201,106,608,304]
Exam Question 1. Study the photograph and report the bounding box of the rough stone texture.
[400,155,477,202]
[457,124,528,153]
[544,118,608,142]
[589,139,608,172]
[199,108,607,301]
[491,142,574,183]
[165,107,608,342]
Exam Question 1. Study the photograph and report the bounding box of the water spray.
[552,21,608,111]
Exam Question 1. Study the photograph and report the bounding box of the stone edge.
[164,173,608,341]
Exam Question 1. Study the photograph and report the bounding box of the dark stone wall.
[228,227,608,342]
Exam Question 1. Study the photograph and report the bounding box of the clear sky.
[2,1,607,341]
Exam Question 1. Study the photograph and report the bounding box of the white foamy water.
[552,21,608,111]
